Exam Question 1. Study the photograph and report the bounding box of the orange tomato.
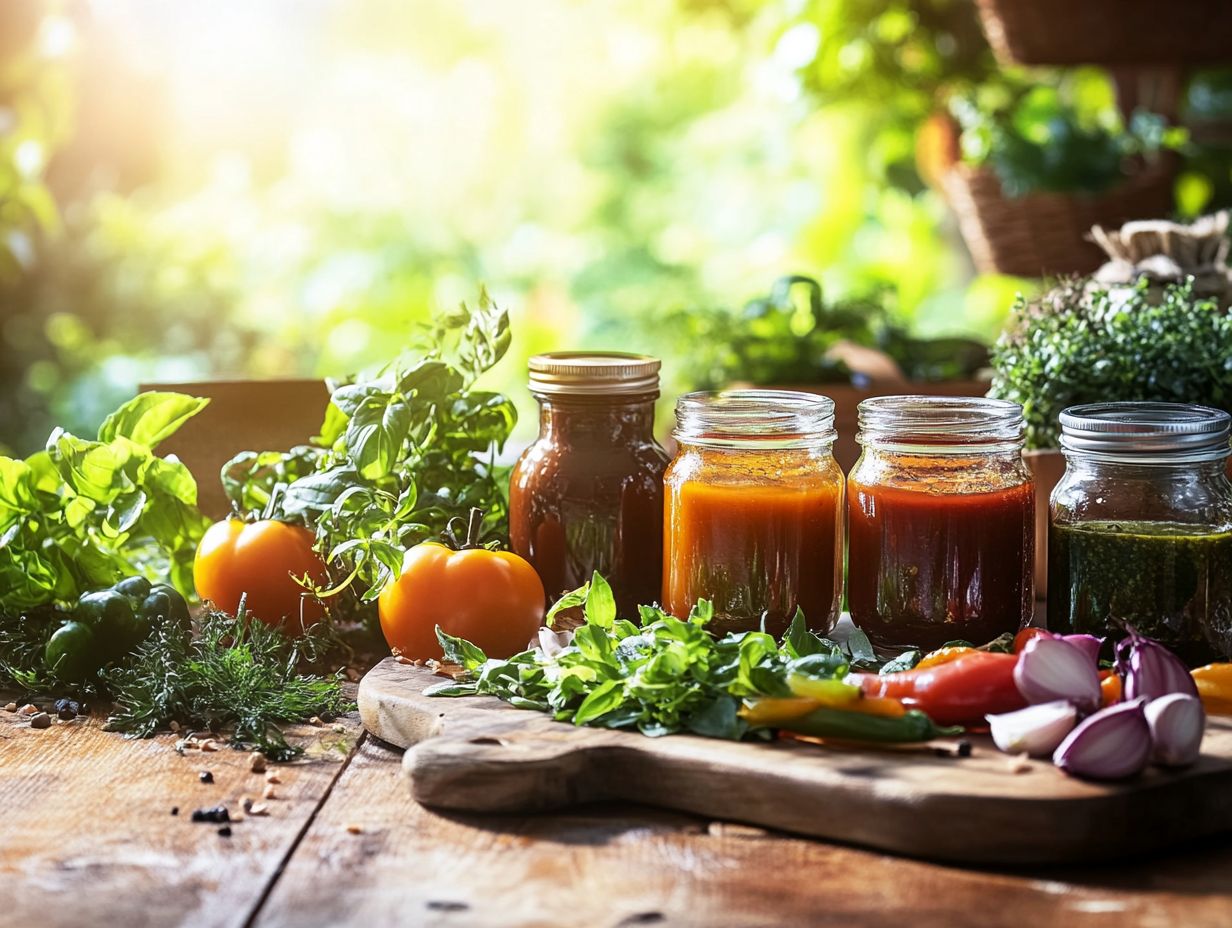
[378,541,545,661]
[193,518,329,629]
[1014,626,1052,653]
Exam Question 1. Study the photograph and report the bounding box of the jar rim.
[674,389,836,449]
[857,394,1024,453]
[1059,401,1232,463]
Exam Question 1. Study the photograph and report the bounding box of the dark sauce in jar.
[847,476,1034,651]
[509,354,669,617]
[1049,520,1232,664]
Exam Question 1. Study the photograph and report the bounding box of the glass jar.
[662,390,844,638]
[847,396,1034,652]
[509,352,670,617]
[1048,402,1232,664]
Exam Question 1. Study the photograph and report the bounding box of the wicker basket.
[941,162,1177,278]
[976,0,1232,66]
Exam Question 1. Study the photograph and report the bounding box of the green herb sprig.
[428,573,862,740]
[222,290,517,613]
[104,605,350,761]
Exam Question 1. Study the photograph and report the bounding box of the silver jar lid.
[1059,402,1232,461]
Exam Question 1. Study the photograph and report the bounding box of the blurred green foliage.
[952,72,1185,196]
[667,274,988,388]
[1,0,1229,460]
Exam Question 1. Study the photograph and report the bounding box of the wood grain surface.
[0,696,360,928]
[3,688,1231,928]
[254,733,1232,928]
[358,657,1232,865]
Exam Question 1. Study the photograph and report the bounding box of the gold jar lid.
[528,352,661,397]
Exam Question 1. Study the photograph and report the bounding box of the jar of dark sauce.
[1049,402,1232,664]
[509,353,669,617]
[847,396,1034,652]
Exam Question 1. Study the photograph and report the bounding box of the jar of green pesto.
[1048,402,1232,664]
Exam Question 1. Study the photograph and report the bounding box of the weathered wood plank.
[254,734,1232,928]
[0,698,360,928]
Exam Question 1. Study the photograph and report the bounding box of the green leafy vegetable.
[104,605,350,761]
[222,291,517,611]
[0,391,210,612]
[990,280,1232,449]
[952,78,1184,197]
[427,573,855,740]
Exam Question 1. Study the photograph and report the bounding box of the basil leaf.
[346,394,412,480]
[879,649,921,674]
[583,571,616,628]
[846,627,877,665]
[96,392,209,450]
[436,627,487,671]
[546,581,589,628]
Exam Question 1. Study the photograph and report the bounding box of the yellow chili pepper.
[914,646,976,670]
[786,674,861,705]
[739,697,822,726]
[1192,663,1232,715]
[741,693,908,727]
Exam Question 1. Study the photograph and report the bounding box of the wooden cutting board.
[358,657,1232,865]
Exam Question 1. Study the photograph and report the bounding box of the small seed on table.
[248,752,266,773]
[199,770,214,784]
[4,702,17,712]
[217,825,232,838]
[262,785,278,800]
[345,824,363,835]
[264,772,281,784]
[18,704,38,716]
[29,712,51,730]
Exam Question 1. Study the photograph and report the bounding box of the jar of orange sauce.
[662,390,844,637]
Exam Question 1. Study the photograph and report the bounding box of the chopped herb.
[428,571,857,740]
[104,606,351,762]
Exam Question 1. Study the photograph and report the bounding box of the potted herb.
[989,276,1232,593]
[942,78,1182,277]
[668,276,991,473]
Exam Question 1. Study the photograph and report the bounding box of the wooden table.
[3,694,1231,928]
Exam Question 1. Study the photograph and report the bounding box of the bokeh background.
[2,0,1230,454]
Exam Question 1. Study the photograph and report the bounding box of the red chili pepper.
[852,652,1026,726]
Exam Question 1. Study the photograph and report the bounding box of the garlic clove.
[1117,629,1198,702]
[1014,636,1102,714]
[1053,698,1152,781]
[1144,693,1205,768]
[986,700,1077,757]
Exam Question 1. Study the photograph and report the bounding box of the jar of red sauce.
[847,396,1034,652]
[509,353,669,616]
[663,390,844,638]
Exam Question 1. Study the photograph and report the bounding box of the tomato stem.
[444,507,487,550]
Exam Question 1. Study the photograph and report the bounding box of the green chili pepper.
[44,577,191,681]
[782,707,960,743]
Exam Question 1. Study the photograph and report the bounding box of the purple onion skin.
[1015,636,1102,714]
[1053,699,1152,781]
[1058,634,1104,665]
[1117,629,1199,702]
